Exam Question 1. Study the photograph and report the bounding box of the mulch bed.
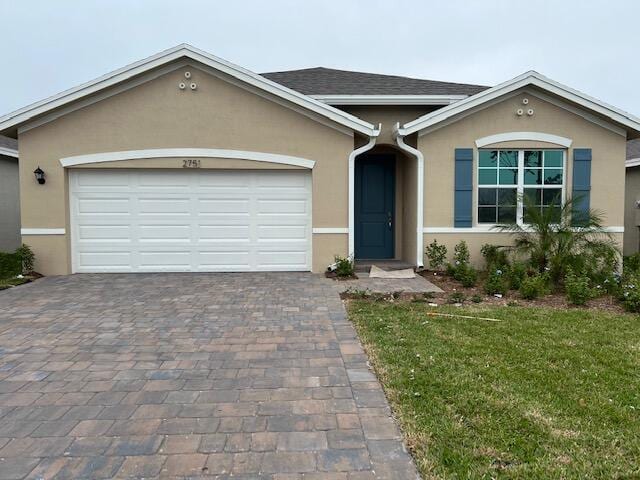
[325,271,359,280]
[418,270,626,313]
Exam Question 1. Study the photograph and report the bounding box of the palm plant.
[494,195,619,284]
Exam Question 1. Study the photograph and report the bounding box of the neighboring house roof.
[262,67,488,105]
[398,70,640,138]
[626,139,640,168]
[0,44,378,138]
[0,135,18,157]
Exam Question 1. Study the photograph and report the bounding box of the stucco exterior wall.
[18,63,355,274]
[624,166,640,255]
[0,155,21,251]
[418,90,627,266]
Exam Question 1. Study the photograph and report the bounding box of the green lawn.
[0,276,30,290]
[348,301,640,479]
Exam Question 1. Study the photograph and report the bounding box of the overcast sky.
[2,0,639,117]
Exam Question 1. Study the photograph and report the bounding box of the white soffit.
[0,44,377,137]
[399,71,640,136]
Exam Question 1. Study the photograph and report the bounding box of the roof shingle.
[261,67,489,97]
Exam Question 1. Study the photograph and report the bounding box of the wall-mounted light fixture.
[34,166,45,184]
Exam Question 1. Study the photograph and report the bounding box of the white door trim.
[475,132,573,148]
[60,148,316,169]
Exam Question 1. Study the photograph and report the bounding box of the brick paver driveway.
[0,273,418,479]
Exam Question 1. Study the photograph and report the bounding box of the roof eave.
[310,94,468,106]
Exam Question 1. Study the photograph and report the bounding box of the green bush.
[15,244,35,274]
[620,275,640,312]
[519,273,549,300]
[334,255,355,277]
[565,270,595,306]
[471,294,483,303]
[484,268,508,295]
[425,239,447,271]
[508,261,528,290]
[0,251,23,279]
[447,291,466,304]
[480,244,509,270]
[446,241,477,287]
[623,253,640,276]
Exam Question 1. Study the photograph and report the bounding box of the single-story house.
[624,139,640,254]
[0,135,20,251]
[0,44,639,275]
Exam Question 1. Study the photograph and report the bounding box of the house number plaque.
[182,159,201,168]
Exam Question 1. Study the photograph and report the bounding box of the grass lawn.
[0,276,30,290]
[348,301,640,479]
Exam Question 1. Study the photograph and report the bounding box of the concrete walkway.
[0,273,418,479]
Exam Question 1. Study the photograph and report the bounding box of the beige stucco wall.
[18,63,356,274]
[624,166,640,255]
[419,90,627,266]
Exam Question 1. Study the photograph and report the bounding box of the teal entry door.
[354,154,395,259]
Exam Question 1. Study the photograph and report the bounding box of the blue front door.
[355,154,395,259]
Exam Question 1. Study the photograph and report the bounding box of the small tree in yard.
[495,196,619,285]
[425,239,447,271]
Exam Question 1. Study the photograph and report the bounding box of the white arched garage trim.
[475,132,573,148]
[60,148,316,168]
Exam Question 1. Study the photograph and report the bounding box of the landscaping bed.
[348,300,640,479]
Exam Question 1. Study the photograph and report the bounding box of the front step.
[354,260,416,273]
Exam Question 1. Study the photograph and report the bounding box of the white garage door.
[69,169,312,273]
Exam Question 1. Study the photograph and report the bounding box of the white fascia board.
[60,148,316,169]
[310,94,467,106]
[400,71,640,136]
[0,146,18,158]
[0,44,377,137]
[626,158,640,168]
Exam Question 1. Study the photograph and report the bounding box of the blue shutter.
[454,148,473,227]
[572,148,592,226]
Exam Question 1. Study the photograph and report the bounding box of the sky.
[2,0,639,117]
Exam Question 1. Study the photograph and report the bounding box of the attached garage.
[69,169,312,273]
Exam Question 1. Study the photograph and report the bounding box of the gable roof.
[0,44,378,137]
[398,70,640,137]
[261,67,488,99]
[0,135,18,158]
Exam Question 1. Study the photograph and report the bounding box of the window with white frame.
[477,149,565,225]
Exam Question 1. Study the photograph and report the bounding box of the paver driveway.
[0,273,418,479]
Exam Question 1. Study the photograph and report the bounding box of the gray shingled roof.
[0,135,17,151]
[261,67,489,96]
[628,139,640,160]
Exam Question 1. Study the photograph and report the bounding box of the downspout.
[393,122,424,268]
[348,125,381,258]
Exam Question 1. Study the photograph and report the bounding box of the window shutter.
[454,148,473,227]
[572,148,591,226]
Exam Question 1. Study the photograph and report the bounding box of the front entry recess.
[355,154,395,259]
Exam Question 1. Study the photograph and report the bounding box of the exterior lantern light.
[34,166,46,185]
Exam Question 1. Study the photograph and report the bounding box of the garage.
[69,169,312,273]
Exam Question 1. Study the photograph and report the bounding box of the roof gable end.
[399,71,640,137]
[0,44,377,137]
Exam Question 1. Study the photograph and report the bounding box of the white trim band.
[22,228,66,235]
[626,158,640,169]
[475,132,573,148]
[60,148,316,169]
[423,226,624,233]
[0,146,18,158]
[313,228,348,234]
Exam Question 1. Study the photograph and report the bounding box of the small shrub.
[508,262,528,290]
[425,239,447,271]
[507,300,519,307]
[453,240,470,266]
[620,275,640,312]
[334,255,355,278]
[480,244,509,270]
[624,253,640,276]
[343,287,370,299]
[471,294,483,303]
[565,270,594,306]
[15,244,35,274]
[447,291,466,304]
[484,268,508,295]
[456,264,478,287]
[519,273,548,300]
[0,250,22,278]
